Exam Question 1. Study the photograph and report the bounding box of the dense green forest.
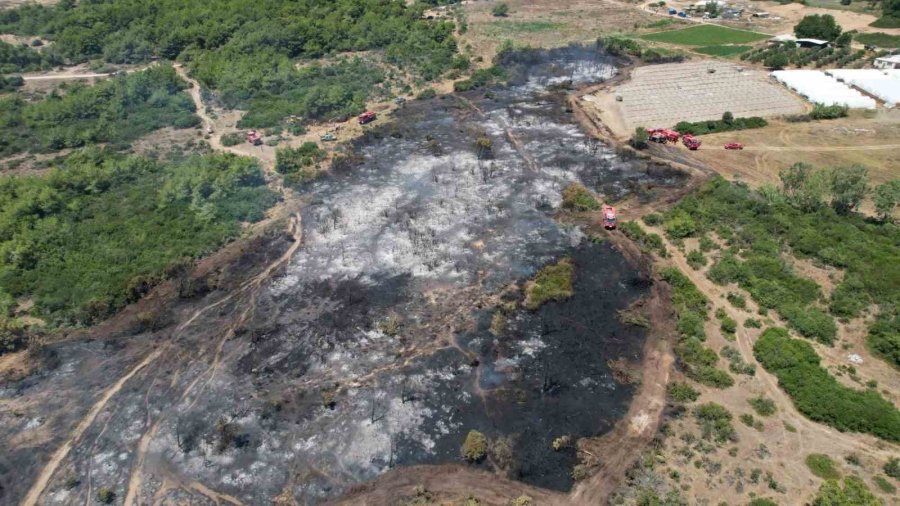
[0,149,277,330]
[0,40,63,73]
[0,65,198,157]
[0,0,462,127]
[662,176,899,358]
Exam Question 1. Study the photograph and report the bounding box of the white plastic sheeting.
[772,70,877,109]
[826,69,900,107]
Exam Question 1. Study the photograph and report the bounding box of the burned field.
[0,46,686,505]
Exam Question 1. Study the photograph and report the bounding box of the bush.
[806,453,841,480]
[97,488,116,504]
[461,430,488,462]
[221,132,243,146]
[885,457,900,479]
[417,88,437,100]
[755,327,900,442]
[694,402,737,443]
[664,209,698,239]
[744,318,762,329]
[492,2,510,17]
[810,104,848,120]
[727,292,746,309]
[561,183,599,212]
[749,396,776,416]
[687,250,706,270]
[643,213,662,226]
[631,127,649,149]
[668,381,700,403]
[453,66,507,92]
[720,314,737,334]
[812,476,879,505]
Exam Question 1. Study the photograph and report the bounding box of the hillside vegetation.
[0,65,198,157]
[0,150,277,332]
[661,175,899,355]
[0,0,463,128]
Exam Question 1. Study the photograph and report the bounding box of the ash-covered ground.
[0,45,686,505]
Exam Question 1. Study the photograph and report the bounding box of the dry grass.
[461,0,661,62]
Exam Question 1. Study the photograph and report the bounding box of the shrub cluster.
[619,221,666,257]
[674,116,767,136]
[754,327,900,442]
[660,267,734,388]
[0,66,198,158]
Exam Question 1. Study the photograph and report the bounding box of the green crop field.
[694,45,752,56]
[642,25,769,46]
[854,32,900,48]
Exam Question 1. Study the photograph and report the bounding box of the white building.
[874,55,900,70]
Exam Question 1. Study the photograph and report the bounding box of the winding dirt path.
[20,348,164,506]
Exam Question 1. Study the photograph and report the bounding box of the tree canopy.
[794,14,842,41]
[0,0,462,128]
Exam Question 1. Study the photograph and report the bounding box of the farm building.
[874,55,900,70]
[772,70,877,109]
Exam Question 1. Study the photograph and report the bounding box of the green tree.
[780,163,827,212]
[765,52,789,70]
[461,430,488,462]
[829,165,869,215]
[632,127,649,149]
[794,14,843,41]
[872,180,900,222]
[722,111,734,125]
[492,2,510,17]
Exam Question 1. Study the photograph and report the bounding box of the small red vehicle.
[246,130,263,146]
[647,128,680,143]
[358,111,377,125]
[602,205,617,230]
[682,134,701,150]
[724,142,744,150]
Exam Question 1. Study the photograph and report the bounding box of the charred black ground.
[0,45,686,505]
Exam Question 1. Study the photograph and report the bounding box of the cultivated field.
[589,60,806,133]
[641,24,770,46]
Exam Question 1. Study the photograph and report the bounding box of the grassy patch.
[641,25,768,46]
[561,183,600,212]
[805,454,841,480]
[854,32,900,48]
[749,396,776,417]
[694,45,752,57]
[871,16,900,29]
[874,475,896,494]
[525,258,574,310]
[755,327,900,442]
